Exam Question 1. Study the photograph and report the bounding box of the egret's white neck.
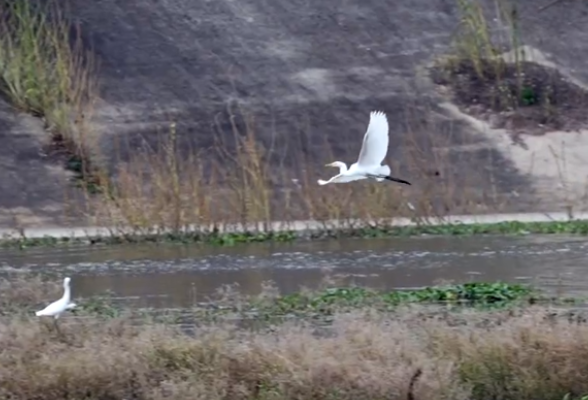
[331,161,348,173]
[62,281,71,303]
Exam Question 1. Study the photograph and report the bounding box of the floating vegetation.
[204,282,537,320]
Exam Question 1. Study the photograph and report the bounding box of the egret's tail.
[375,165,392,182]
[66,302,77,310]
[375,165,412,185]
[35,310,45,316]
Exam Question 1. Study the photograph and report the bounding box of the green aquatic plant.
[251,282,535,317]
[187,282,539,322]
[0,277,538,322]
[1,219,588,250]
[354,220,588,238]
[76,291,120,318]
[563,395,588,400]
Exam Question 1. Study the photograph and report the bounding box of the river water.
[1,234,587,308]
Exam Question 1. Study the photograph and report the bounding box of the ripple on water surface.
[1,235,588,308]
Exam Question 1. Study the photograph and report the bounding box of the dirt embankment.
[2,0,588,228]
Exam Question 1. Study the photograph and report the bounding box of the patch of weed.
[0,0,103,189]
[432,0,588,134]
[2,219,588,249]
[226,282,535,319]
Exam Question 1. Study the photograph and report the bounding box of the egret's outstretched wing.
[356,111,389,167]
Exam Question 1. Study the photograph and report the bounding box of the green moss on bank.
[2,219,588,250]
[0,220,588,249]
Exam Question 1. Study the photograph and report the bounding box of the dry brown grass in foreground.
[1,308,588,400]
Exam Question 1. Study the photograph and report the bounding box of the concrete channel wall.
[1,0,587,229]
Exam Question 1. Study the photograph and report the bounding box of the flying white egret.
[317,110,411,186]
[36,277,76,332]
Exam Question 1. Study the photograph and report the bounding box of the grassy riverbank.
[2,277,588,400]
[1,276,544,318]
[2,216,588,249]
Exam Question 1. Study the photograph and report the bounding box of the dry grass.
[450,0,524,98]
[0,0,102,185]
[79,103,510,234]
[1,306,588,400]
[1,276,586,399]
[430,0,539,129]
[0,275,62,314]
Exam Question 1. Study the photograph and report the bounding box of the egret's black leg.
[53,317,65,338]
[384,176,411,186]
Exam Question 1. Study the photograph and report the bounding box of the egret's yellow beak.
[325,162,334,167]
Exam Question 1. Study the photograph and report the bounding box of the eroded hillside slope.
[1,0,587,228]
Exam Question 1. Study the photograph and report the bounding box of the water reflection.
[1,235,587,308]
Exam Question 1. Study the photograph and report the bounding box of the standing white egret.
[36,277,76,332]
[317,110,411,186]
